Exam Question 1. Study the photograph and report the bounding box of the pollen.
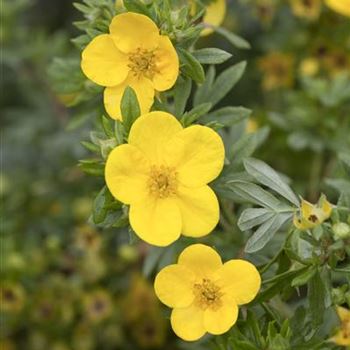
[148,165,178,199]
[128,48,158,79]
[193,278,223,311]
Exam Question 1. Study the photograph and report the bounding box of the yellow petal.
[337,306,350,322]
[319,195,332,220]
[104,74,154,120]
[152,36,179,91]
[171,304,205,341]
[201,0,226,36]
[81,34,129,87]
[325,0,350,17]
[154,264,195,308]
[128,112,183,163]
[176,185,219,237]
[215,260,261,305]
[105,144,149,204]
[331,331,350,346]
[293,214,314,230]
[203,296,238,335]
[300,199,316,219]
[174,125,225,187]
[129,197,182,246]
[178,244,222,279]
[109,13,160,53]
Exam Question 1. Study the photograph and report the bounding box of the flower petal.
[81,34,129,87]
[105,144,149,204]
[171,304,205,341]
[104,74,154,120]
[129,197,181,246]
[152,36,179,91]
[175,125,225,187]
[201,0,226,36]
[216,260,261,305]
[154,264,195,308]
[176,185,219,237]
[178,244,222,279]
[337,306,350,322]
[128,112,183,163]
[203,296,238,335]
[109,13,160,53]
[325,0,350,17]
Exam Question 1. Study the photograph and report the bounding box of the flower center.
[148,165,178,199]
[193,278,223,311]
[128,48,158,79]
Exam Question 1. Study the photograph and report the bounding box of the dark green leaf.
[121,86,141,132]
[178,47,205,84]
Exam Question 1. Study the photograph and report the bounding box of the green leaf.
[93,186,113,224]
[244,158,299,206]
[173,77,192,117]
[78,159,105,176]
[208,61,246,107]
[291,267,317,287]
[245,212,292,253]
[308,268,326,327]
[225,181,281,209]
[123,0,152,17]
[202,106,251,126]
[181,102,212,126]
[238,208,275,231]
[213,26,251,49]
[178,47,205,84]
[121,86,141,132]
[229,126,270,166]
[192,48,232,64]
[81,141,100,153]
[193,65,215,105]
[101,115,114,138]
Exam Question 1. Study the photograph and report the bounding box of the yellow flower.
[73,225,101,253]
[154,244,261,341]
[293,195,332,230]
[325,0,350,17]
[331,307,350,346]
[105,112,225,246]
[0,283,25,313]
[81,13,179,120]
[258,52,294,91]
[299,57,319,76]
[246,118,258,133]
[200,0,227,36]
[83,290,113,323]
[289,0,321,20]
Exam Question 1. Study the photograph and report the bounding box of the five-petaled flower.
[293,195,332,230]
[154,244,261,341]
[331,306,350,346]
[105,112,225,246]
[81,12,179,120]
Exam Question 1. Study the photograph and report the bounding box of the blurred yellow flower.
[74,225,101,253]
[83,290,113,323]
[331,306,350,346]
[289,0,321,20]
[299,57,319,76]
[0,283,25,313]
[293,195,332,230]
[154,244,261,341]
[324,51,350,76]
[325,0,350,17]
[246,118,258,133]
[258,52,294,91]
[81,12,179,120]
[105,112,225,246]
[197,0,227,36]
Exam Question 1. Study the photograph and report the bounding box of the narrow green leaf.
[178,47,205,84]
[308,269,326,327]
[245,213,292,253]
[244,158,299,206]
[181,102,212,126]
[101,115,114,138]
[291,267,317,287]
[208,61,246,107]
[193,65,215,105]
[122,0,152,17]
[173,77,192,117]
[193,48,232,64]
[213,26,251,49]
[238,208,275,231]
[202,106,251,126]
[121,86,141,132]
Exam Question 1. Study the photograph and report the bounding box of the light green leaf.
[244,158,299,206]
[238,208,275,231]
[202,106,251,126]
[173,76,192,117]
[213,26,251,49]
[121,86,141,133]
[178,47,205,84]
[193,47,232,64]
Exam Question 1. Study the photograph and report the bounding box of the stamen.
[128,48,158,79]
[148,165,178,199]
[193,279,223,311]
